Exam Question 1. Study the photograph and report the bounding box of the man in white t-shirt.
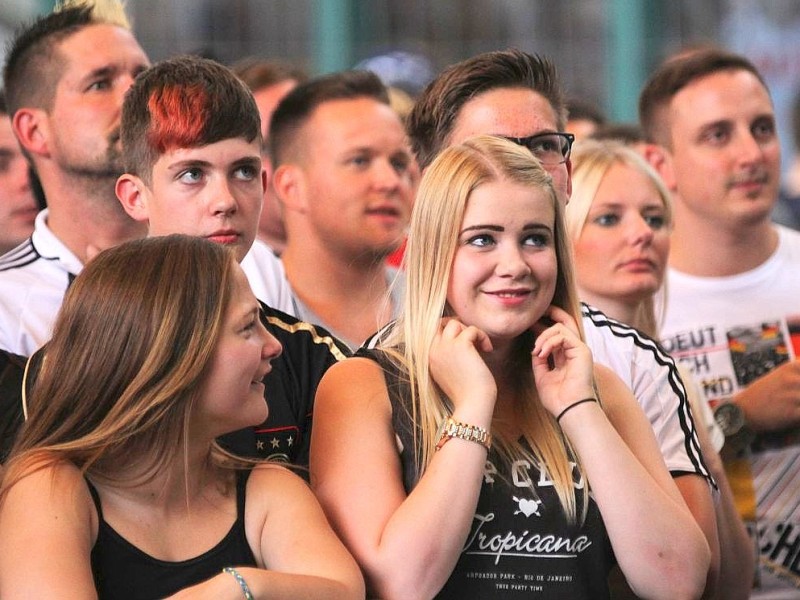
[641,46,800,597]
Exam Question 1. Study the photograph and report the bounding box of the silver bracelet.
[223,567,254,600]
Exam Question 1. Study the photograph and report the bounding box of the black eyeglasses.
[502,132,575,166]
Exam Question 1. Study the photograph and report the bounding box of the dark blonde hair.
[1,235,239,495]
[381,135,589,523]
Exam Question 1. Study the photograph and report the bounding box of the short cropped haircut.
[590,123,646,147]
[231,57,308,93]
[269,70,389,166]
[639,47,769,148]
[121,55,261,183]
[407,49,566,170]
[3,6,94,117]
[3,1,130,118]
[0,90,7,116]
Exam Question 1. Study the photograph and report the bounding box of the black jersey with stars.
[218,302,350,471]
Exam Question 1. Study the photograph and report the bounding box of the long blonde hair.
[1,235,239,500]
[567,139,673,337]
[381,135,589,522]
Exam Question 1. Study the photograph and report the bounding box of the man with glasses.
[407,48,720,596]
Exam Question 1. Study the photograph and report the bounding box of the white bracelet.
[223,567,254,600]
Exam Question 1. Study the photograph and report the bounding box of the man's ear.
[13,108,50,157]
[115,173,150,222]
[642,143,677,191]
[272,164,309,213]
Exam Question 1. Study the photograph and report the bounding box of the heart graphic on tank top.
[513,497,542,517]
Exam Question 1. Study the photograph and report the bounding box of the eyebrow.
[78,65,117,86]
[166,155,261,172]
[459,222,552,234]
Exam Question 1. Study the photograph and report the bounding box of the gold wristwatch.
[435,417,491,451]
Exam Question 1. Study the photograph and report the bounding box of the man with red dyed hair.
[0,2,149,356]
[116,54,349,467]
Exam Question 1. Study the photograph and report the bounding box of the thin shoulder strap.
[235,469,251,518]
[84,478,104,518]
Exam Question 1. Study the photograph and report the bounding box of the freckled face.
[447,178,557,343]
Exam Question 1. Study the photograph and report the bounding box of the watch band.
[435,417,491,451]
[713,401,755,457]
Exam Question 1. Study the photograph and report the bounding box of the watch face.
[714,402,745,436]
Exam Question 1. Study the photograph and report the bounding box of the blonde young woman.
[0,235,364,599]
[310,136,709,600]
[567,138,754,599]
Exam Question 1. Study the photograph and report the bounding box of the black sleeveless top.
[87,470,257,599]
[358,348,616,599]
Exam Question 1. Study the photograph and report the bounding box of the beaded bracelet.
[223,567,254,600]
[556,397,598,424]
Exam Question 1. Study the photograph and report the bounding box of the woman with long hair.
[310,135,710,599]
[0,235,364,599]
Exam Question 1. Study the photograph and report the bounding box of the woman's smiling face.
[447,177,557,343]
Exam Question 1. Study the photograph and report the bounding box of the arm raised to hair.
[310,319,497,600]
[532,307,710,600]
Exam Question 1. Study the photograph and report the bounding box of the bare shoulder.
[0,460,97,597]
[316,355,393,420]
[1,460,93,518]
[248,463,310,496]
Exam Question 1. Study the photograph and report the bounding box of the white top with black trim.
[0,210,80,356]
[582,303,709,480]
[0,211,297,355]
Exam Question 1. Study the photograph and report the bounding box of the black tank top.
[87,470,257,599]
[358,347,616,599]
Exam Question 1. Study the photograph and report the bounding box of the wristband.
[223,567,254,600]
[556,397,597,424]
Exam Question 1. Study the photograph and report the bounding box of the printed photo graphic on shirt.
[662,313,800,595]
[662,316,799,407]
[727,322,789,387]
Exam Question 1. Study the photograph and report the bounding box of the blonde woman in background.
[567,138,754,599]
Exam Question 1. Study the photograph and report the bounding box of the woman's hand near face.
[429,318,497,423]
[531,305,596,417]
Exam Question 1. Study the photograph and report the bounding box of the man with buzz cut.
[0,1,149,357]
[115,54,349,468]
[270,70,414,350]
[405,48,721,597]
